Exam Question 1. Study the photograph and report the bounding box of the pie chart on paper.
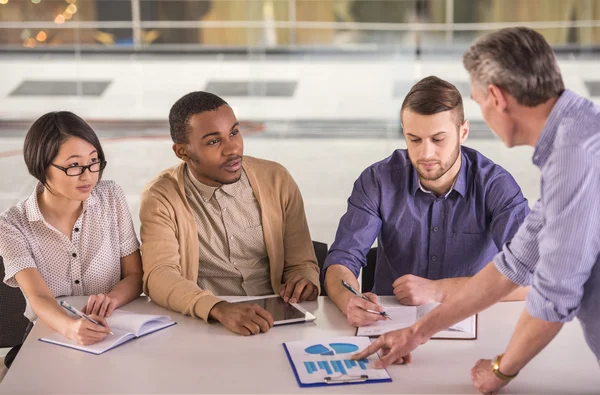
[304,343,359,355]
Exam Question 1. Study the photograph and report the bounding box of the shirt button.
[222,208,227,212]
[431,255,437,261]
[72,253,77,258]
[230,236,234,240]
[433,227,439,232]
[74,280,80,284]
[74,228,80,232]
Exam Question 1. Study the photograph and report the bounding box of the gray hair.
[463,27,564,106]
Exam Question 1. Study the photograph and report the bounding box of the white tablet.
[222,295,317,326]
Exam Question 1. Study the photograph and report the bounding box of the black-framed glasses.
[51,160,107,176]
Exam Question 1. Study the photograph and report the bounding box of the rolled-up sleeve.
[527,148,600,322]
[323,167,382,278]
[496,147,600,323]
[494,198,543,287]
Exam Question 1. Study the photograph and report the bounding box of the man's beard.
[412,143,460,181]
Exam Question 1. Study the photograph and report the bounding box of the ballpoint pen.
[341,280,391,320]
[60,300,114,335]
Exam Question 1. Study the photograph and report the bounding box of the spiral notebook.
[39,309,176,355]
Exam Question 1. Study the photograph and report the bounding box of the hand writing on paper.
[346,292,387,327]
[65,314,112,346]
[83,293,118,317]
[209,302,274,336]
[392,275,441,305]
[471,359,509,394]
[279,275,318,304]
[351,327,422,368]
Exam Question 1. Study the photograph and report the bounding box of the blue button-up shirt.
[324,146,530,295]
[494,90,600,360]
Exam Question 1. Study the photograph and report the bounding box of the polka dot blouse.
[0,180,140,320]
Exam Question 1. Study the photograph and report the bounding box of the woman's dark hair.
[23,111,105,187]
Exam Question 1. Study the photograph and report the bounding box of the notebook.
[356,302,477,339]
[283,336,392,387]
[39,309,176,354]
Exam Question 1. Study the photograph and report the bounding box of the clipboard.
[282,338,392,387]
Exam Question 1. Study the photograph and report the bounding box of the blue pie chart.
[304,343,359,355]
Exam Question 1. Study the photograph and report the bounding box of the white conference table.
[1,296,598,394]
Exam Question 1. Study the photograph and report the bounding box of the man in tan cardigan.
[140,91,320,336]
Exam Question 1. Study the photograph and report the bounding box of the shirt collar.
[186,167,218,202]
[25,182,99,222]
[186,166,247,201]
[532,89,576,168]
[410,150,467,199]
[220,171,246,198]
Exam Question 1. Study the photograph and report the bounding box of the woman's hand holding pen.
[345,292,388,327]
[64,314,112,346]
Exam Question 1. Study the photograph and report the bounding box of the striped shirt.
[494,89,600,360]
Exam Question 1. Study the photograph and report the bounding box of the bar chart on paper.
[302,343,370,376]
[283,337,391,386]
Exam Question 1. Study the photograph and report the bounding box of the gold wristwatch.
[491,354,519,381]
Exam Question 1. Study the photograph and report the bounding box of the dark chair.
[313,242,378,296]
[312,241,328,296]
[361,247,378,293]
[0,256,29,348]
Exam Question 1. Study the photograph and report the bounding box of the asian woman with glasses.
[0,111,143,368]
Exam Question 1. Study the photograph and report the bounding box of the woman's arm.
[84,250,143,317]
[15,268,111,345]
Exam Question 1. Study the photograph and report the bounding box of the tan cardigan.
[139,156,320,322]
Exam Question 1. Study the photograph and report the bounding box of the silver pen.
[341,280,391,320]
[60,300,114,335]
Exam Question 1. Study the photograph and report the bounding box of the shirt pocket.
[238,202,263,230]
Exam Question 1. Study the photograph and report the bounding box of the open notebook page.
[106,310,174,336]
[40,328,136,355]
[417,303,476,335]
[355,306,417,337]
[356,303,476,338]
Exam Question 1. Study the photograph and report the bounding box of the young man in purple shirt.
[323,76,530,327]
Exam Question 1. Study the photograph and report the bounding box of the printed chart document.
[283,336,392,387]
[39,309,176,354]
[356,303,477,339]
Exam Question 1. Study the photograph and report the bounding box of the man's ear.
[488,84,508,113]
[459,119,470,144]
[172,143,189,161]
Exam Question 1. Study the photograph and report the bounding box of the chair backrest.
[0,256,30,348]
[361,248,377,293]
[312,241,328,296]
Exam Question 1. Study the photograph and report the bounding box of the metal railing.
[1,0,599,51]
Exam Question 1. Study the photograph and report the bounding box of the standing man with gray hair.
[352,27,600,393]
